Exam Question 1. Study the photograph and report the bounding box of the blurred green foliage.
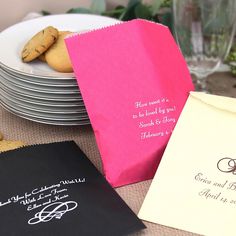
[42,0,172,31]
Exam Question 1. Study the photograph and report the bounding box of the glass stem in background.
[193,74,207,92]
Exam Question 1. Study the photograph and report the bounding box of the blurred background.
[0,0,163,31]
[0,0,132,31]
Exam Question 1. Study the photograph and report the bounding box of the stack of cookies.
[21,26,73,73]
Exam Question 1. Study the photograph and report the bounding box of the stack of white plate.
[0,14,119,125]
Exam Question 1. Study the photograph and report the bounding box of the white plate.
[0,14,119,78]
[0,97,89,121]
[0,70,80,94]
[0,86,84,107]
[0,80,82,101]
[0,87,86,112]
[0,67,78,87]
[0,101,90,126]
[0,88,87,114]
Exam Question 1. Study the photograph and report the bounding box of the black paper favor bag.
[0,141,145,236]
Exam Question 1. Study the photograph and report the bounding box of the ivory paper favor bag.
[65,19,194,187]
[139,92,236,236]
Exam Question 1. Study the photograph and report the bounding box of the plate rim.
[0,14,120,78]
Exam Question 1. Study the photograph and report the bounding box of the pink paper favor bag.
[66,19,194,187]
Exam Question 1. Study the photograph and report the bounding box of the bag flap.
[190,92,236,114]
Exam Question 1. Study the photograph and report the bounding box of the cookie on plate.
[38,53,46,62]
[45,31,73,73]
[0,140,25,153]
[21,26,59,62]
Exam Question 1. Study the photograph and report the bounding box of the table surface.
[0,72,235,236]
